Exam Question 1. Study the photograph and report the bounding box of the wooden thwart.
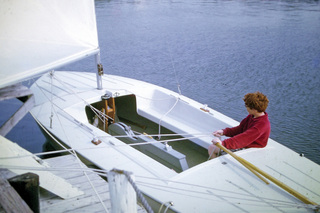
[215,143,318,206]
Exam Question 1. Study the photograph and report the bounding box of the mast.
[95,52,103,90]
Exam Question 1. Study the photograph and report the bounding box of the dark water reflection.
[1,0,319,164]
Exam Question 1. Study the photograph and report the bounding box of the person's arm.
[223,115,250,137]
[223,125,243,137]
[222,126,262,149]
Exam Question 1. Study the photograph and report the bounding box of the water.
[1,0,319,164]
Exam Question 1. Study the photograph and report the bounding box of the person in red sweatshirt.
[208,91,270,159]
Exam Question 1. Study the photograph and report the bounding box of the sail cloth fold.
[0,0,99,89]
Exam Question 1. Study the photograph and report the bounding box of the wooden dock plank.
[0,136,84,200]
[41,155,147,213]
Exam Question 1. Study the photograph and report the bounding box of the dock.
[0,135,147,213]
[40,154,147,212]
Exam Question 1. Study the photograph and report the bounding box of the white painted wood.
[108,170,137,213]
[0,136,84,199]
[0,84,33,101]
[0,95,34,136]
[0,84,35,136]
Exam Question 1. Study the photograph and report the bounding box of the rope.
[49,71,54,128]
[30,109,74,155]
[0,133,212,161]
[134,175,319,211]
[34,81,95,137]
[35,76,109,212]
[157,97,180,140]
[128,135,208,147]
[52,74,113,122]
[1,162,316,211]
[135,180,316,210]
[168,43,181,96]
[32,72,318,211]
[101,131,212,138]
[158,201,174,213]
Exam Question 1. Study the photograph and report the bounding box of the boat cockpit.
[85,94,208,173]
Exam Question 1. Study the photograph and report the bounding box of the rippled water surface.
[1,0,320,164]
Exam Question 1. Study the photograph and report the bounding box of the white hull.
[30,71,320,212]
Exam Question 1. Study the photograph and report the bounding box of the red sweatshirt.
[222,112,271,150]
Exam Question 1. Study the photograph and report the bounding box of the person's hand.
[211,137,221,145]
[213,130,223,137]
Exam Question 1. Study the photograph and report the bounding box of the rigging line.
[52,74,113,122]
[265,168,320,199]
[105,172,304,208]
[136,181,222,201]
[72,153,110,213]
[50,71,54,128]
[49,73,107,122]
[35,79,109,212]
[135,181,313,210]
[0,165,108,176]
[90,105,113,121]
[134,176,313,208]
[155,50,182,139]
[136,181,259,211]
[0,134,210,161]
[158,96,180,140]
[0,134,210,164]
[168,44,181,96]
[34,81,95,137]
[32,88,171,184]
[226,179,286,213]
[1,164,310,210]
[283,161,320,185]
[30,109,73,156]
[98,132,212,139]
[119,135,209,147]
[135,181,249,201]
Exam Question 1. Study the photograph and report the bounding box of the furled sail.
[0,0,99,89]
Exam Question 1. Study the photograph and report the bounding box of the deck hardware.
[200,104,209,112]
[164,142,172,151]
[91,136,101,145]
[101,92,112,100]
[97,63,103,76]
[114,92,120,97]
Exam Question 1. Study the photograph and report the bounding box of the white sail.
[0,0,99,89]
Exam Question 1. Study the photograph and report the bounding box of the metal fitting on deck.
[97,63,103,76]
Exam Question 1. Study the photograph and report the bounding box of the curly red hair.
[243,92,269,112]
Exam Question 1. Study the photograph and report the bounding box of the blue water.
[1,0,319,164]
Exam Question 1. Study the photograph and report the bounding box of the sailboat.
[2,0,320,212]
